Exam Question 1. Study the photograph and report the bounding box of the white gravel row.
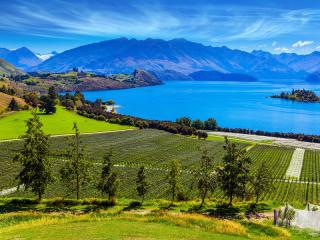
[286,148,305,178]
[208,131,320,150]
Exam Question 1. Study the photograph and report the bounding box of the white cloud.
[274,47,290,52]
[292,40,314,48]
[272,41,277,47]
[316,46,320,50]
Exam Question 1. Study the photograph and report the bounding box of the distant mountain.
[35,51,58,61]
[0,47,42,71]
[31,37,320,81]
[0,58,25,76]
[275,51,320,73]
[189,70,258,82]
[34,38,306,80]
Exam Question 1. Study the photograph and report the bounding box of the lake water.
[82,81,320,135]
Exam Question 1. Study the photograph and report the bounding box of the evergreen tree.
[136,166,149,204]
[8,98,20,111]
[40,86,57,114]
[60,123,91,199]
[217,137,252,206]
[197,150,217,208]
[97,150,119,201]
[14,111,52,201]
[251,162,274,204]
[167,160,181,202]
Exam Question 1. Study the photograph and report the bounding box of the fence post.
[274,209,278,225]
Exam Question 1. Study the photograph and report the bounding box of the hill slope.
[35,38,302,79]
[0,92,26,112]
[0,58,24,76]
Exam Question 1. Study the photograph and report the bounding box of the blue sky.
[1,0,320,54]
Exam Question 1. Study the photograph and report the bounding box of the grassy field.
[0,106,134,140]
[1,210,316,240]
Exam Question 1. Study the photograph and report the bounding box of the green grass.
[0,210,295,240]
[0,106,134,140]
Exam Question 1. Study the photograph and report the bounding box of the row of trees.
[14,112,273,208]
[176,117,218,130]
[76,103,209,138]
[217,126,320,144]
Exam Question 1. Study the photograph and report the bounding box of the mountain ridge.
[34,37,320,80]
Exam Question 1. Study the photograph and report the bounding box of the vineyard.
[1,129,320,205]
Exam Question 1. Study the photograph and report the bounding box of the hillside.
[0,92,26,112]
[14,69,161,93]
[0,58,24,76]
[34,38,304,80]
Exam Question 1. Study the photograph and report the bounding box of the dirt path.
[0,129,135,143]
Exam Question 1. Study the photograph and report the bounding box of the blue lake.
[82,81,320,135]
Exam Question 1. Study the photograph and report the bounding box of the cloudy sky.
[1,0,320,54]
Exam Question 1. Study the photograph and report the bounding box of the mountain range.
[4,38,320,81]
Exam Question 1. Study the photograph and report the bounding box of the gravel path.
[286,148,305,178]
[208,131,320,150]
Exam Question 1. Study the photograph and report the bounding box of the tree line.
[14,112,273,208]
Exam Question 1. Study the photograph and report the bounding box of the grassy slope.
[0,211,297,240]
[0,92,26,112]
[0,58,24,76]
[0,106,134,140]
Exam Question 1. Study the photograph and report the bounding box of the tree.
[97,150,119,201]
[192,119,204,129]
[167,160,181,202]
[196,150,217,208]
[24,92,39,108]
[14,111,52,201]
[60,123,91,199]
[251,162,274,204]
[40,86,58,114]
[204,118,218,130]
[217,137,252,207]
[136,166,149,204]
[8,98,20,111]
[176,117,192,127]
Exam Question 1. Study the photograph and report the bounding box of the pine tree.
[14,110,52,201]
[97,150,119,201]
[60,123,91,199]
[167,160,181,202]
[136,166,149,204]
[8,98,20,111]
[197,150,217,208]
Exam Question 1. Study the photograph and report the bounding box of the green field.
[0,106,133,140]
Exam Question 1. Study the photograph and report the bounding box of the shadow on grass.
[0,198,115,213]
[122,201,142,211]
